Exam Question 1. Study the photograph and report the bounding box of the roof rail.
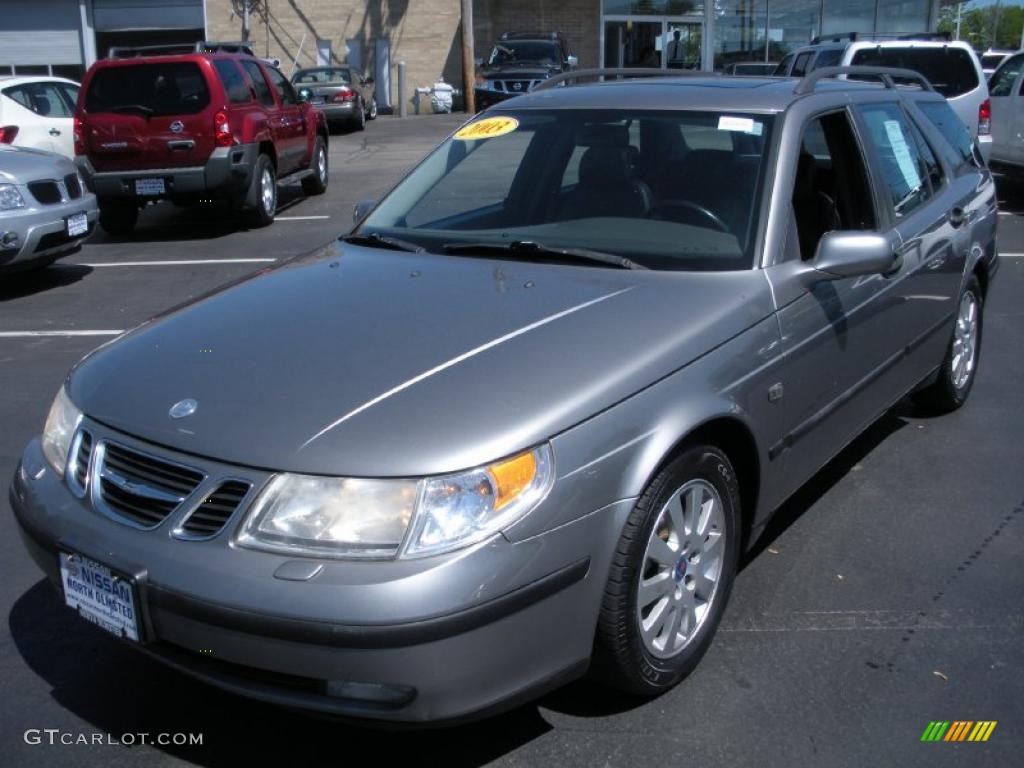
[794,65,934,95]
[107,40,255,59]
[533,67,713,92]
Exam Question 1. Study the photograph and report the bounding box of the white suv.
[775,35,991,161]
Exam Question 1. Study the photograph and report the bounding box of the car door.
[263,65,307,173]
[988,52,1024,166]
[763,107,906,501]
[0,80,76,155]
[853,101,970,386]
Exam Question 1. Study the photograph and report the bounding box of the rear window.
[85,62,210,116]
[849,47,979,98]
[294,68,351,85]
[213,60,251,104]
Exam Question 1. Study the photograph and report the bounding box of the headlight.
[42,386,82,475]
[0,183,25,210]
[238,444,554,559]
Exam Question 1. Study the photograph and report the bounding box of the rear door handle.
[949,207,967,228]
[49,128,61,136]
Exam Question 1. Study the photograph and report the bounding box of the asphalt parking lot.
[1,114,1022,768]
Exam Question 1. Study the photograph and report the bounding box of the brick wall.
[473,0,600,69]
[206,0,464,114]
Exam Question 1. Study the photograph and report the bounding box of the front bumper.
[474,87,514,111]
[0,193,98,272]
[77,143,260,202]
[9,431,630,722]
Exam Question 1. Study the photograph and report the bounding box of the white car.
[0,76,80,158]
[987,51,1024,175]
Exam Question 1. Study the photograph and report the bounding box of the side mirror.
[812,231,898,279]
[353,198,377,224]
[566,55,579,68]
[297,87,312,103]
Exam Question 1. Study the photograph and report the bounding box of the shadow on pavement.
[0,264,93,301]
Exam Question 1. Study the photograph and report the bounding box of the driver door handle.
[49,128,61,136]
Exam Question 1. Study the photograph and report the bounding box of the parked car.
[74,43,329,234]
[722,62,778,76]
[774,33,991,161]
[10,66,997,724]
[0,144,97,273]
[986,51,1024,177]
[981,49,1015,77]
[0,76,80,158]
[291,66,377,131]
[475,32,578,111]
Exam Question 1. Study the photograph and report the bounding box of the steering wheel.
[647,199,730,233]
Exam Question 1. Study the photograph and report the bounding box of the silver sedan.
[0,145,97,274]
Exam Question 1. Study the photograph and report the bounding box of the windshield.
[488,42,561,66]
[85,63,210,116]
[293,68,352,85]
[359,109,774,271]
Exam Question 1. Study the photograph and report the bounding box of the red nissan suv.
[74,43,329,234]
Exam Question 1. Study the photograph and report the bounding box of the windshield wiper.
[341,232,425,253]
[443,240,647,270]
[109,104,154,116]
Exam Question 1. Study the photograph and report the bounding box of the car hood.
[0,145,72,183]
[68,242,773,477]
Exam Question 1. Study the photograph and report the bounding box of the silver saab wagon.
[10,66,998,724]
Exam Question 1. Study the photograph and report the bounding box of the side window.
[917,100,977,168]
[790,111,876,261]
[813,48,843,70]
[791,52,813,77]
[774,53,794,76]
[57,84,79,112]
[989,54,1024,97]
[2,82,75,118]
[906,115,944,192]
[858,103,935,219]
[213,60,251,104]
[266,67,297,106]
[240,60,275,107]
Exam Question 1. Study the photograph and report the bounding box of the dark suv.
[474,32,577,111]
[75,43,330,234]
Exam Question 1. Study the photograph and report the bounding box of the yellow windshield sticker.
[453,116,520,141]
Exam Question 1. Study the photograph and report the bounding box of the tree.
[939,2,1024,50]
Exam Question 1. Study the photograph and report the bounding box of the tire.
[914,275,983,413]
[353,99,366,131]
[245,154,276,227]
[98,201,138,235]
[594,445,741,696]
[367,97,378,120]
[301,137,328,195]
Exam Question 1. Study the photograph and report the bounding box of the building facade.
[4,0,945,109]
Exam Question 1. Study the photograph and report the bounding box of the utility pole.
[461,0,475,114]
[955,3,962,41]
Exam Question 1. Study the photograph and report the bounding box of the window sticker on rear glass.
[883,119,922,190]
[717,116,763,136]
[453,116,520,141]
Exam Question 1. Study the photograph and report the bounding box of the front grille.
[499,79,538,93]
[94,442,204,528]
[28,180,62,205]
[73,431,92,489]
[64,173,82,199]
[180,480,250,537]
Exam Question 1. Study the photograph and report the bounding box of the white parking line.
[276,215,330,221]
[0,330,123,338]
[1001,253,1024,258]
[83,258,277,267]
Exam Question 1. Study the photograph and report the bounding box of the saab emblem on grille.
[169,399,198,419]
[170,120,185,133]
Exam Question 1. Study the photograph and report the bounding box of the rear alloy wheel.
[595,445,741,695]
[354,99,366,131]
[245,155,276,227]
[914,275,983,413]
[367,97,378,120]
[301,137,328,195]
[98,201,138,235]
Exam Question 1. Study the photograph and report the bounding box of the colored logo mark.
[921,721,997,742]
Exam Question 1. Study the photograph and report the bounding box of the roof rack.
[533,67,713,92]
[809,31,950,45]
[794,65,934,95]
[107,40,255,59]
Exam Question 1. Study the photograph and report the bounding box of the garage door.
[93,0,204,31]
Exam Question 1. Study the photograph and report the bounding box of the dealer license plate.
[59,552,139,641]
[134,177,165,196]
[66,212,88,237]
